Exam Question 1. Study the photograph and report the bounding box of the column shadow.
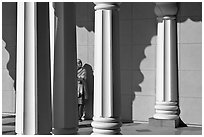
[119,2,157,123]
[2,2,17,90]
[176,2,202,127]
[83,64,94,120]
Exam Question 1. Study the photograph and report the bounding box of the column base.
[154,101,180,120]
[91,130,122,135]
[91,117,122,135]
[52,127,78,135]
[149,117,180,128]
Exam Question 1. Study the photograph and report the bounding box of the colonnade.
[15,2,180,135]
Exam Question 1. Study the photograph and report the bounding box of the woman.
[77,59,88,121]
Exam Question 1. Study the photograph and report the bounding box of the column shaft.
[36,3,52,134]
[164,18,178,102]
[49,2,55,127]
[15,2,25,135]
[52,2,78,135]
[102,10,113,116]
[156,20,164,102]
[15,2,52,135]
[92,3,121,135]
[24,2,37,134]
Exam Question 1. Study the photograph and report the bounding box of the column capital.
[94,2,121,10]
[154,2,178,18]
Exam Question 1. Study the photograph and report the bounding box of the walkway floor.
[2,114,202,135]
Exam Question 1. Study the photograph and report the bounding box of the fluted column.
[153,2,180,120]
[91,2,122,135]
[15,2,52,135]
[52,2,78,135]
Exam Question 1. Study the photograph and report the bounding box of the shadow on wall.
[119,2,157,122]
[76,2,95,120]
[76,3,95,32]
[83,64,94,119]
[177,2,202,105]
[177,2,202,23]
[176,2,202,125]
[2,2,17,91]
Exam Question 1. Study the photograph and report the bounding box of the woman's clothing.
[77,67,88,104]
[77,67,88,120]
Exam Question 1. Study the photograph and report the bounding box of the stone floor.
[2,114,202,135]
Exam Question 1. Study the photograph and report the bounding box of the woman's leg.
[78,104,84,121]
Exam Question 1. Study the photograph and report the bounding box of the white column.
[52,2,78,135]
[23,2,37,134]
[153,2,180,120]
[15,2,52,135]
[49,2,55,127]
[91,2,122,135]
[16,2,25,135]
